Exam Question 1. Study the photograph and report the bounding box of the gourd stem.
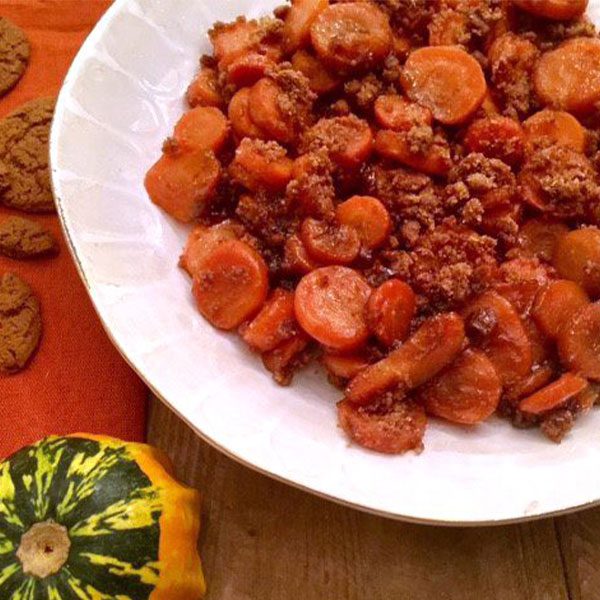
[16,520,71,579]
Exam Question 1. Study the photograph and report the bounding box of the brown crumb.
[0,216,58,259]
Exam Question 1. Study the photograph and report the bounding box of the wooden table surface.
[148,397,600,600]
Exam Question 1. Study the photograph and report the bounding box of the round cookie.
[0,18,30,97]
[0,216,59,259]
[0,97,56,213]
[0,272,42,374]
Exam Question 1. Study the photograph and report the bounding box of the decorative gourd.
[0,434,205,599]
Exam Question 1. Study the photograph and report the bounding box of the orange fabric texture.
[0,1,147,458]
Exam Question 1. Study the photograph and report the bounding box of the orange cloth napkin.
[0,1,147,458]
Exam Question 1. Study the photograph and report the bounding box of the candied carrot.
[192,239,269,330]
[558,303,600,381]
[186,67,223,108]
[554,229,600,298]
[300,218,361,265]
[336,196,392,250]
[294,266,371,350]
[228,87,267,140]
[401,46,487,125]
[523,110,587,154]
[519,373,588,415]
[284,0,329,53]
[173,106,229,153]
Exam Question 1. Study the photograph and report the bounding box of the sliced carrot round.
[523,110,587,154]
[291,49,340,94]
[463,291,533,386]
[300,218,361,265]
[310,3,392,72]
[284,0,329,52]
[374,130,452,176]
[322,353,369,380]
[519,373,589,415]
[518,218,569,263]
[249,78,295,143]
[302,116,373,169]
[145,149,220,223]
[346,312,465,405]
[532,280,590,339]
[283,234,321,275]
[504,364,555,405]
[374,95,433,131]
[179,221,241,277]
[173,106,229,154]
[229,138,293,192]
[366,279,416,347]
[192,239,269,330]
[295,266,371,350]
[401,46,487,125]
[558,303,600,380]
[513,0,588,20]
[534,38,600,114]
[210,19,261,68]
[417,349,501,425]
[337,399,426,454]
[241,288,297,352]
[228,87,267,140]
[186,67,223,108]
[464,116,525,166]
[336,196,392,250]
[226,52,276,88]
[554,229,600,298]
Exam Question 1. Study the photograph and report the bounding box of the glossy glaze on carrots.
[146,0,600,453]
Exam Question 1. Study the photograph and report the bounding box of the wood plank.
[556,510,600,600]
[148,397,570,600]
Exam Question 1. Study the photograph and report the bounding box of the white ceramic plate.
[51,0,600,525]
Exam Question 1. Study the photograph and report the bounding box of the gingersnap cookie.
[0,272,42,374]
[0,216,58,259]
[0,97,56,213]
[0,18,30,98]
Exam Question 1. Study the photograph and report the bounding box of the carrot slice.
[302,116,373,169]
[374,130,452,176]
[228,87,267,140]
[480,89,500,117]
[464,116,525,167]
[283,234,322,275]
[534,38,600,114]
[532,280,590,339]
[284,0,329,53]
[248,78,295,143]
[291,49,340,94]
[179,221,242,277]
[210,19,260,68]
[338,399,426,454]
[558,303,600,380]
[401,46,487,125]
[173,106,229,154]
[226,52,276,88]
[554,229,600,298]
[300,218,360,265]
[373,95,433,131]
[262,334,310,386]
[504,364,556,405]
[288,152,335,219]
[519,373,588,415]
[322,353,369,380]
[229,138,293,192]
[417,349,501,425]
[513,0,588,20]
[346,312,465,405]
[366,279,416,347]
[310,3,392,72]
[145,149,220,223]
[241,288,297,352]
[523,110,587,154]
[428,8,468,46]
[192,239,269,330]
[463,292,533,386]
[517,218,569,263]
[336,196,392,250]
[294,266,371,350]
[186,67,223,108]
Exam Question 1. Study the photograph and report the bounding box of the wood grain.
[148,397,571,600]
